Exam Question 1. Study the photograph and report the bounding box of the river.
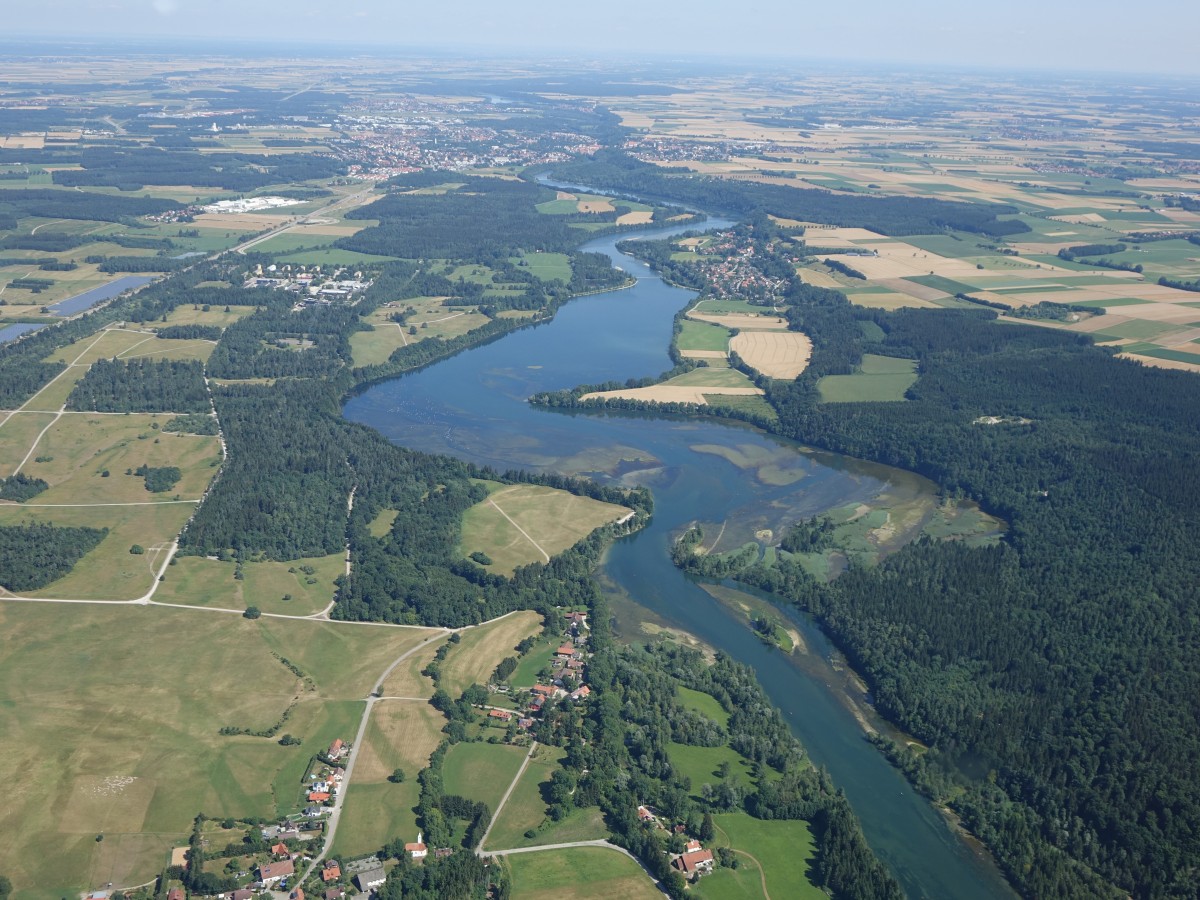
[343,221,1016,899]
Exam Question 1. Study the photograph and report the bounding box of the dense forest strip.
[65,358,210,413]
[544,151,1029,237]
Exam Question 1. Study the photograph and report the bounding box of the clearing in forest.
[437,609,544,696]
[459,483,632,576]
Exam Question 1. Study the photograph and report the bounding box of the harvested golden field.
[730,330,812,379]
[688,311,790,330]
[616,210,654,225]
[581,385,763,405]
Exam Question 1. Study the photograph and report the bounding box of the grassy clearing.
[508,638,558,689]
[349,324,407,367]
[664,367,757,388]
[26,415,220,503]
[0,603,425,897]
[331,699,446,857]
[460,482,631,576]
[152,552,344,616]
[439,610,543,696]
[692,862,768,899]
[511,251,571,283]
[442,742,529,811]
[677,686,730,727]
[144,304,257,329]
[504,846,662,900]
[678,319,732,353]
[368,507,399,538]
[818,354,918,403]
[669,743,758,800]
[711,813,824,900]
[484,745,609,850]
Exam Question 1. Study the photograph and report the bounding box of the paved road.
[298,632,449,881]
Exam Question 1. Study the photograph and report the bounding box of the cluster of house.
[242,264,372,306]
[637,806,716,882]
[303,739,350,812]
[251,843,387,896]
[488,611,592,731]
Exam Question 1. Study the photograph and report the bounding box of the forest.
[65,358,210,413]
[628,226,1200,898]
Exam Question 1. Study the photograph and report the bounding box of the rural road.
[476,740,539,852]
[230,187,374,255]
[299,631,450,882]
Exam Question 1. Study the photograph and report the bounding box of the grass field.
[818,354,918,403]
[511,251,571,283]
[152,552,344,616]
[507,638,558,689]
[710,813,824,900]
[0,411,58,477]
[142,304,256,329]
[677,686,730,727]
[504,846,661,900]
[669,742,759,800]
[678,319,732,353]
[0,603,434,900]
[368,508,399,538]
[331,699,446,858]
[438,610,543,696]
[459,482,631,576]
[482,745,609,850]
[442,741,529,811]
[380,641,440,697]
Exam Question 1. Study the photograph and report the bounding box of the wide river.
[344,221,1015,899]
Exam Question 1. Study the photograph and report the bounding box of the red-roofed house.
[308,791,331,802]
[686,839,702,852]
[324,890,345,900]
[271,841,290,858]
[322,862,341,883]
[166,889,184,900]
[488,708,513,721]
[569,685,591,701]
[258,858,295,886]
[637,805,655,822]
[672,848,715,877]
[556,643,576,657]
[327,738,346,759]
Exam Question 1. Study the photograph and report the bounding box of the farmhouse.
[327,738,347,759]
[672,847,715,878]
[258,859,295,886]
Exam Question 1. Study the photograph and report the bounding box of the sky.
[8,0,1200,77]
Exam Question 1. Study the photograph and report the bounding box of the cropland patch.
[818,354,918,403]
[730,330,812,379]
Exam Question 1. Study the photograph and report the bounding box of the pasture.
[504,846,661,900]
[442,742,529,811]
[710,813,824,900]
[0,603,430,899]
[678,318,733,353]
[459,483,631,576]
[818,354,918,403]
[437,609,543,695]
[151,552,344,616]
[484,745,608,850]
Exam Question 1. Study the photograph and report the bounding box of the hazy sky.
[9,0,1200,77]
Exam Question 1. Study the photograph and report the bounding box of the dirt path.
[488,496,551,562]
[477,740,539,852]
